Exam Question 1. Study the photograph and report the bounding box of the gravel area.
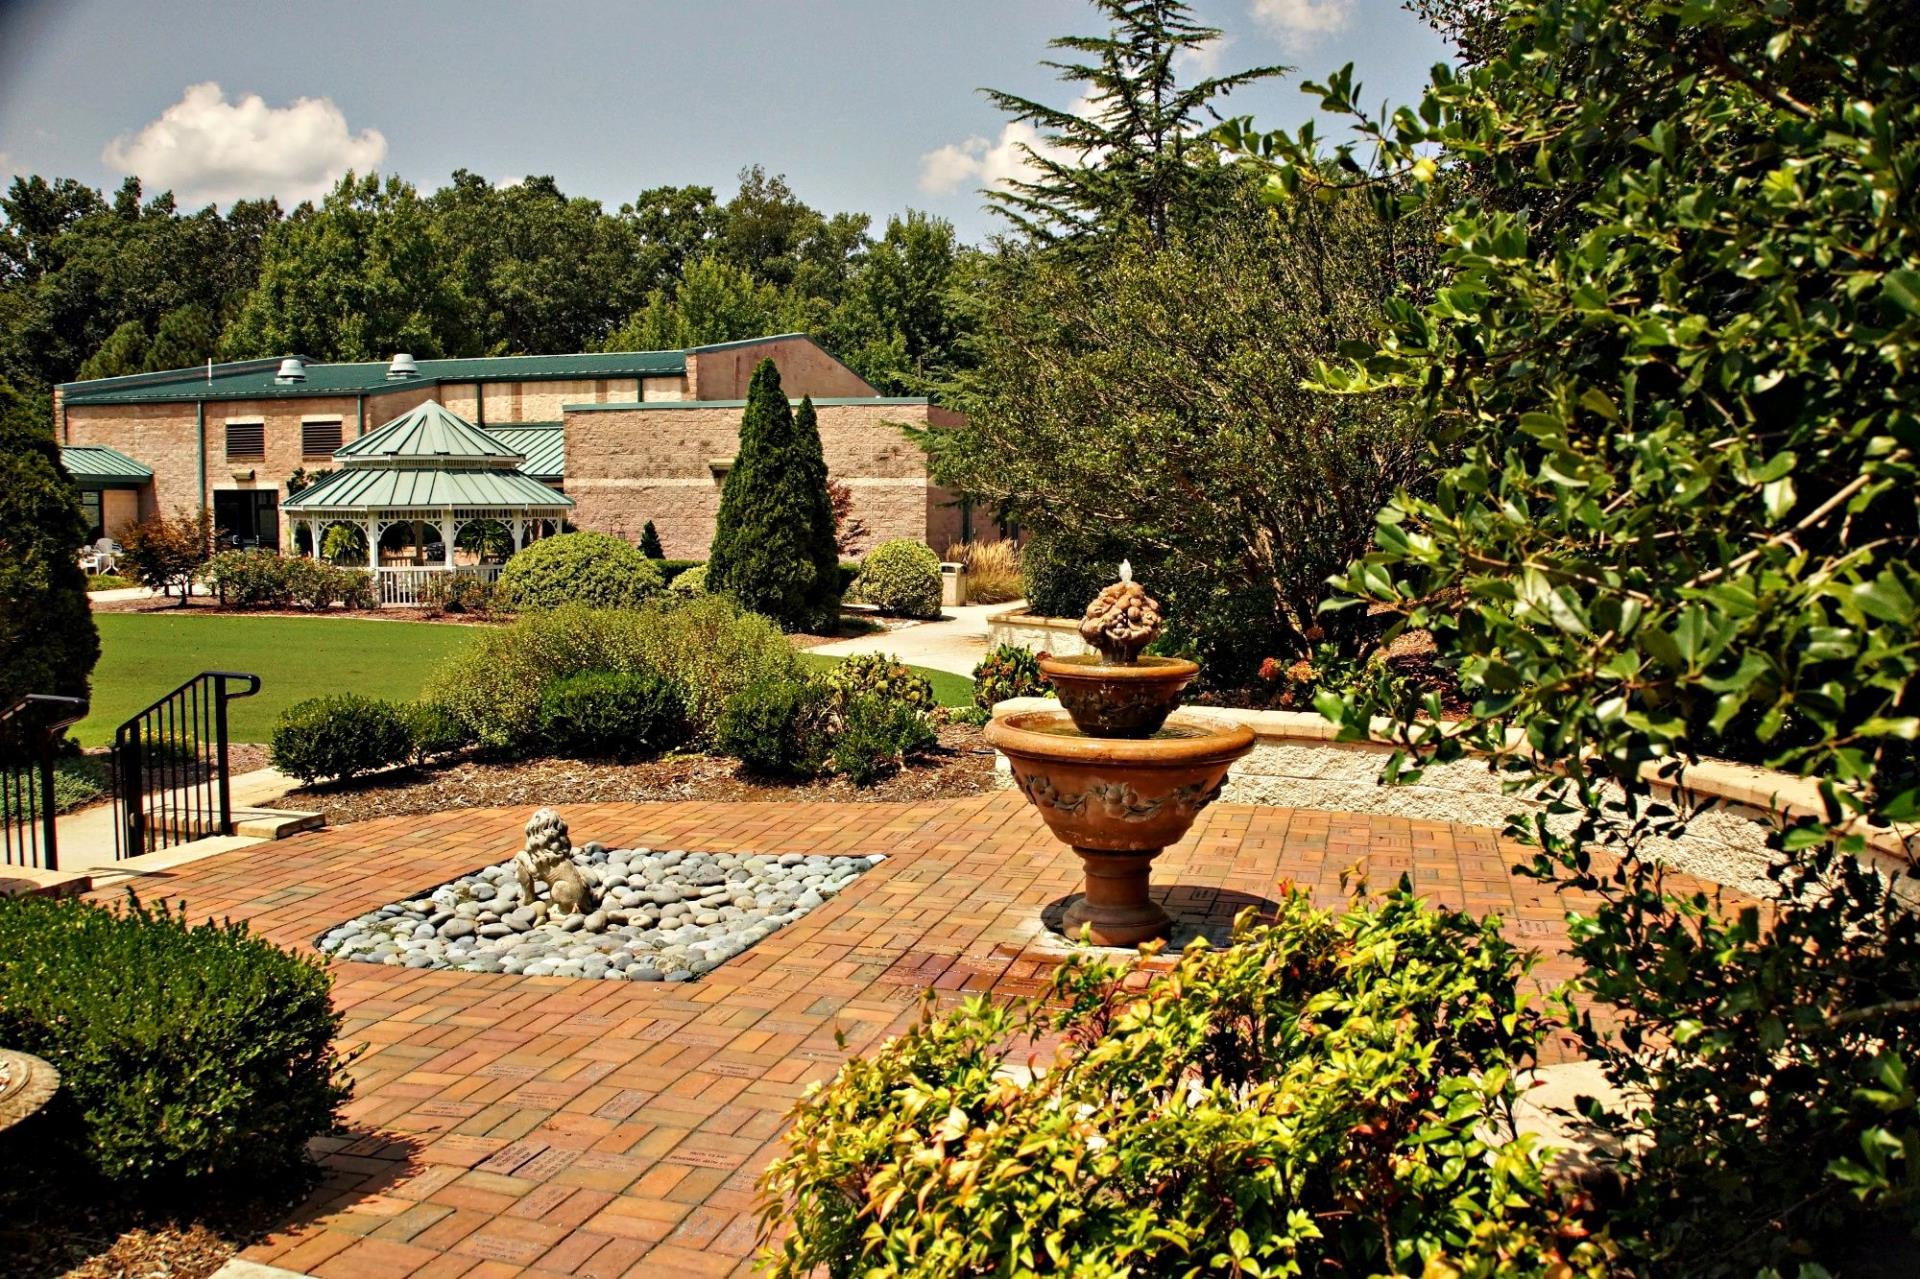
[319,844,880,980]
[287,722,997,826]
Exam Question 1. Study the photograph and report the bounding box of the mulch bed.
[286,722,998,827]
[88,595,501,624]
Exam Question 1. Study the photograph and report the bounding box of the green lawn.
[81,613,478,746]
[81,613,974,746]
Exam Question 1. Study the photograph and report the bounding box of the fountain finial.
[1079,563,1163,665]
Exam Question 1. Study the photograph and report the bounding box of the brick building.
[56,334,980,557]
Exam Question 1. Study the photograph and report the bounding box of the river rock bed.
[316,845,881,981]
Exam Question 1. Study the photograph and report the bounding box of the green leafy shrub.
[970,643,1050,709]
[0,381,99,712]
[828,693,937,786]
[494,531,663,611]
[706,363,842,631]
[0,892,349,1186]
[823,652,934,713]
[424,598,800,751]
[403,697,471,763]
[716,678,836,778]
[84,573,136,591]
[947,704,992,728]
[668,563,708,597]
[421,573,495,615]
[537,670,686,760]
[205,549,293,608]
[51,753,109,813]
[270,694,414,784]
[1011,527,1126,619]
[854,539,942,619]
[658,558,704,584]
[762,885,1603,1277]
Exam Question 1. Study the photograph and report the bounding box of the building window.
[225,421,265,459]
[301,418,343,456]
[213,490,279,550]
[80,490,103,541]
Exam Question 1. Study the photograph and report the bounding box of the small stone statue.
[516,808,597,916]
[1079,560,1163,665]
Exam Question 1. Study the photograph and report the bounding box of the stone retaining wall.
[990,698,1917,901]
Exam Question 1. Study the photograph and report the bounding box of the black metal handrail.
[112,671,261,859]
[1,694,89,871]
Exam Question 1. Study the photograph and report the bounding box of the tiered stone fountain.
[986,564,1255,945]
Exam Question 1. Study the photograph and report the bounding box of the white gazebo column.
[364,516,378,570]
[511,514,524,552]
[441,513,456,570]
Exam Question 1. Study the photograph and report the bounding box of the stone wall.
[986,610,1092,658]
[989,699,1919,902]
[564,401,945,558]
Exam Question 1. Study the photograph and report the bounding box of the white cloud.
[1250,0,1355,48]
[1176,34,1235,76]
[917,93,1098,197]
[102,82,386,206]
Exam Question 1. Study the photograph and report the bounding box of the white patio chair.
[94,537,120,574]
[78,545,101,575]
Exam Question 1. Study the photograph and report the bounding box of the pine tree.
[639,520,665,559]
[707,360,841,631]
[0,380,100,722]
[983,0,1286,245]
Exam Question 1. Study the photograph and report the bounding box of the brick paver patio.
[87,790,1725,1279]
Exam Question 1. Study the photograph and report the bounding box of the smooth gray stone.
[477,922,514,939]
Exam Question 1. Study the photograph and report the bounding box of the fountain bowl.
[987,708,1255,946]
[1039,653,1199,738]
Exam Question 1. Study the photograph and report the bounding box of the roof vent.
[274,357,306,384]
[387,353,419,380]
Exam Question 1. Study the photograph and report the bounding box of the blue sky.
[0,0,1449,242]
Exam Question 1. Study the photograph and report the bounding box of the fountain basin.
[987,709,1255,946]
[1039,653,1199,738]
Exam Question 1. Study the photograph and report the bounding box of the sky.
[0,0,1451,243]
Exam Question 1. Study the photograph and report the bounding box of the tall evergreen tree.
[639,520,665,559]
[983,0,1286,244]
[0,380,99,721]
[706,361,840,631]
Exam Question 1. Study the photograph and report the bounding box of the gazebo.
[284,399,573,605]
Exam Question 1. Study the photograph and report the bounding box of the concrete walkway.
[809,599,1019,678]
[51,765,301,886]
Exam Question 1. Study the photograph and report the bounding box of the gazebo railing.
[378,564,504,607]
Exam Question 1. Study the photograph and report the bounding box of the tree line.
[0,164,980,400]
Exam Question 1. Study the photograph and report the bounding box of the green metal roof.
[61,443,153,485]
[283,466,573,511]
[60,349,688,406]
[337,400,521,465]
[483,424,564,480]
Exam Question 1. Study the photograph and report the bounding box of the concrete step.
[150,806,323,841]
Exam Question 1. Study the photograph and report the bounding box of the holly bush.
[761,885,1610,1277]
[1223,0,1920,1269]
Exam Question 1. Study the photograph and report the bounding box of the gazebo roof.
[335,400,523,466]
[283,466,572,512]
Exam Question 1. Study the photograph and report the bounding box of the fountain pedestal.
[1063,847,1173,946]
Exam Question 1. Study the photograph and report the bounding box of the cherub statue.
[1078,560,1163,665]
[515,807,597,916]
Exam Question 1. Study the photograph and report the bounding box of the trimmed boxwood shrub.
[205,549,293,608]
[668,564,709,597]
[855,540,942,619]
[658,558,704,584]
[716,678,836,778]
[829,693,937,786]
[494,531,663,611]
[0,892,350,1186]
[537,671,686,760]
[270,694,414,783]
[824,652,934,713]
[404,697,472,763]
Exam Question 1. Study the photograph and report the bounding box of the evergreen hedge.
[706,361,841,631]
[0,382,99,717]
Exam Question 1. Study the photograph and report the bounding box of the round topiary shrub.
[824,652,935,713]
[494,531,663,612]
[270,694,414,784]
[855,540,942,619]
[0,892,350,1187]
[716,678,836,778]
[537,670,686,759]
[669,564,709,598]
[971,644,1051,709]
[829,694,938,786]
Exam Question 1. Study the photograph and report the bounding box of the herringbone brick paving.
[86,790,1730,1278]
